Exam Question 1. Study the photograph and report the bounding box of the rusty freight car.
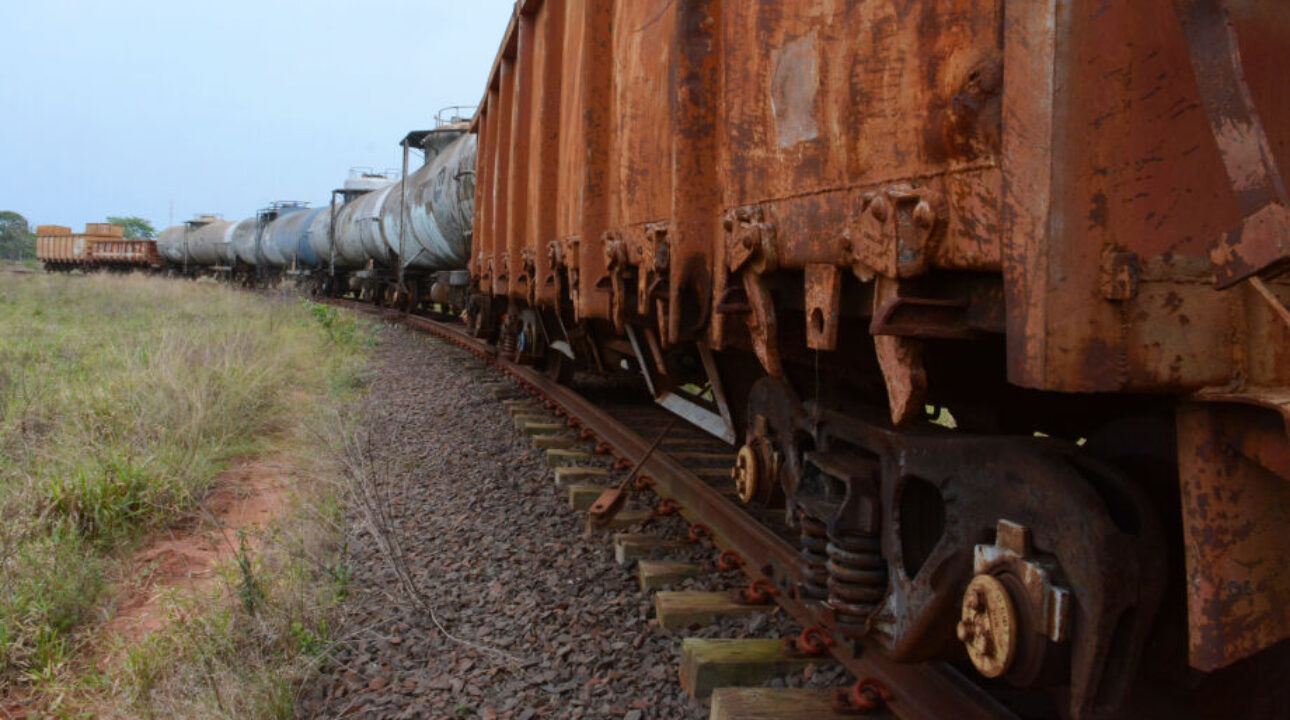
[37,222,161,272]
[35,225,90,271]
[84,222,163,271]
[469,1,1289,718]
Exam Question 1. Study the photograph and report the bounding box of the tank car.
[152,118,477,299]
[319,128,476,305]
[468,1,1290,718]
[156,215,235,274]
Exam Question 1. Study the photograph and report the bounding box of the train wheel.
[740,376,802,508]
[466,294,492,339]
[404,284,420,314]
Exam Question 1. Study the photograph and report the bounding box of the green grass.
[0,273,371,705]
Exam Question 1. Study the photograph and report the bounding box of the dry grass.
[0,273,371,716]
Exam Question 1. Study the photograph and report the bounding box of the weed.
[235,530,263,616]
[300,298,360,347]
[327,540,352,600]
[289,620,325,657]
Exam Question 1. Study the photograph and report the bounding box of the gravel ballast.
[299,324,851,719]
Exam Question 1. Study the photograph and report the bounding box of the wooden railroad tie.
[502,399,542,414]
[519,421,565,436]
[654,591,772,631]
[709,687,875,720]
[637,559,702,591]
[680,638,836,700]
[510,413,553,427]
[612,533,692,565]
[553,466,609,486]
[484,383,525,400]
[568,484,609,511]
[583,509,652,533]
[546,448,613,469]
[531,434,579,450]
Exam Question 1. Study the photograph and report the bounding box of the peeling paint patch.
[771,32,820,148]
[1215,117,1271,193]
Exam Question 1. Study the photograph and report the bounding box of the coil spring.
[498,324,518,355]
[799,512,830,601]
[827,533,886,627]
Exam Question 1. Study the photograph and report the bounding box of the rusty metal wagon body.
[38,223,162,272]
[470,1,1290,717]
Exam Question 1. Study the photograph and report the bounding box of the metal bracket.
[724,206,783,377]
[805,264,843,351]
[849,187,943,280]
[638,223,670,317]
[872,279,927,426]
[600,231,628,332]
[725,205,777,275]
[625,325,737,443]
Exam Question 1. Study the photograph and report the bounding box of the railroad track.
[328,298,1018,720]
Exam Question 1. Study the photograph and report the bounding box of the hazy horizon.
[1,0,516,233]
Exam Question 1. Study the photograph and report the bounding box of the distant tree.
[0,211,35,261]
[107,216,156,240]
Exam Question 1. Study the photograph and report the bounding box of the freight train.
[155,111,477,308]
[155,1,1289,718]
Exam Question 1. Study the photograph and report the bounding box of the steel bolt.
[869,196,890,223]
[914,200,935,229]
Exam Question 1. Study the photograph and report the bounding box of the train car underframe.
[312,267,473,321]
[468,251,1289,718]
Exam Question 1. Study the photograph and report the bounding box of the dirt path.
[102,457,296,647]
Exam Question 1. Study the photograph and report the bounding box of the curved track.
[326,298,1019,720]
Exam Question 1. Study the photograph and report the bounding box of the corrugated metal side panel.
[575,0,614,320]
[608,0,676,229]
[475,0,587,305]
[506,14,537,300]
[493,59,516,295]
[555,0,587,246]
[525,4,562,305]
[37,234,89,263]
[474,88,496,293]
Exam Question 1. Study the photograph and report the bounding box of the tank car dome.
[343,173,395,193]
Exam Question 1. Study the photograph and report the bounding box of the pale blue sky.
[0,0,516,232]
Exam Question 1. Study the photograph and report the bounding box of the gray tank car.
[152,123,476,302]
[156,216,234,269]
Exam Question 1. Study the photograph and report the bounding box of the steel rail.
[327,298,1017,720]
